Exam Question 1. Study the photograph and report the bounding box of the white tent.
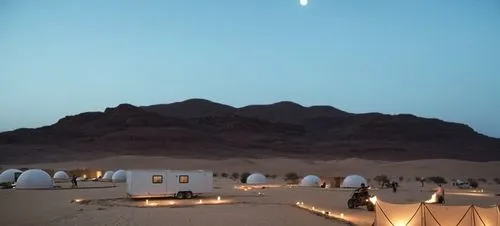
[300,175,322,187]
[341,175,367,188]
[111,170,126,183]
[15,169,55,189]
[53,171,69,182]
[246,173,267,184]
[102,170,115,181]
[0,169,23,184]
[374,198,500,226]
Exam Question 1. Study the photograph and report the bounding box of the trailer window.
[152,175,163,184]
[179,175,189,183]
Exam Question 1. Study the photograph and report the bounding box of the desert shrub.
[240,172,251,183]
[0,182,13,189]
[373,175,390,186]
[221,172,228,178]
[231,172,240,180]
[213,172,218,177]
[265,174,271,178]
[494,178,500,184]
[467,179,479,188]
[43,169,55,177]
[478,178,487,183]
[399,176,404,182]
[427,176,447,184]
[284,172,300,183]
[415,176,424,182]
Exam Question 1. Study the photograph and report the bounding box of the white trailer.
[126,169,213,199]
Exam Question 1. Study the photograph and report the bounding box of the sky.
[0,0,499,137]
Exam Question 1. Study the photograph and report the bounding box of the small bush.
[398,176,404,182]
[213,172,218,177]
[478,178,487,183]
[467,179,479,188]
[415,176,424,182]
[240,172,251,183]
[427,176,447,184]
[265,174,271,178]
[221,172,228,178]
[284,172,300,183]
[269,174,277,179]
[373,175,390,186]
[231,172,240,180]
[0,182,13,189]
[494,178,500,184]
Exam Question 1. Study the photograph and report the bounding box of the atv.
[347,189,375,211]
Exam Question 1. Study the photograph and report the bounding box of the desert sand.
[1,156,500,226]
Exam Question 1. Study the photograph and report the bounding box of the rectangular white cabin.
[126,169,213,199]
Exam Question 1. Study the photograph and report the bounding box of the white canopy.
[102,170,115,181]
[341,175,367,188]
[112,170,126,182]
[16,169,54,189]
[0,169,22,184]
[246,173,267,184]
[300,175,321,187]
[53,171,69,182]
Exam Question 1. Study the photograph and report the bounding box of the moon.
[299,0,308,6]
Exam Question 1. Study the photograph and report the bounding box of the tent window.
[152,175,163,184]
[179,175,189,184]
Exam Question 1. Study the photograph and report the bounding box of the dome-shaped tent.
[246,173,267,184]
[111,170,126,183]
[102,170,115,181]
[300,175,322,187]
[341,175,367,188]
[0,169,23,184]
[53,171,69,182]
[15,169,54,189]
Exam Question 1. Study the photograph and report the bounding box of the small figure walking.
[71,176,78,188]
[391,181,397,193]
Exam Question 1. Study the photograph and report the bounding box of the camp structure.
[341,175,367,188]
[112,170,126,183]
[126,169,213,199]
[15,169,55,189]
[53,171,70,182]
[374,198,500,226]
[300,175,322,187]
[246,173,267,185]
[102,170,115,181]
[0,169,23,184]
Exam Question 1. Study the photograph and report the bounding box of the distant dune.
[0,98,499,164]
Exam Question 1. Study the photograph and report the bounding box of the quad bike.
[347,189,375,211]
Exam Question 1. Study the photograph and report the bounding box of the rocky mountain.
[0,99,498,164]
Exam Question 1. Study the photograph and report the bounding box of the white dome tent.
[102,170,115,181]
[246,173,267,184]
[0,169,23,184]
[53,171,69,182]
[300,175,322,187]
[341,175,367,188]
[15,169,55,189]
[111,170,126,183]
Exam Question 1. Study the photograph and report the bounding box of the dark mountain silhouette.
[1,98,499,164]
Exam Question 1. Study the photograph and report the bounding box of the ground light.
[295,201,349,222]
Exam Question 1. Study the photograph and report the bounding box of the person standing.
[71,176,78,188]
[436,184,445,204]
[391,181,397,193]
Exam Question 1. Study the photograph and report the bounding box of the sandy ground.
[1,156,500,226]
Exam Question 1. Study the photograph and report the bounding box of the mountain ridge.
[0,98,498,164]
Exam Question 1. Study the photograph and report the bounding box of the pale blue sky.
[0,0,499,137]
